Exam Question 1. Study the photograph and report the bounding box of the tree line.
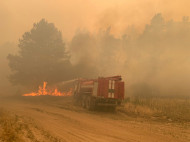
[7,14,190,96]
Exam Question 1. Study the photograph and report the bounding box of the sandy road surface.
[0,97,190,142]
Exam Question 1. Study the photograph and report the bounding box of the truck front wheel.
[86,96,91,110]
[86,96,96,111]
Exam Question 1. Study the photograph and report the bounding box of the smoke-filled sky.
[1,0,190,44]
[1,0,190,97]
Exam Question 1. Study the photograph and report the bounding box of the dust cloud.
[0,1,190,97]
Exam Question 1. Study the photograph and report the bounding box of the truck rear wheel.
[86,97,96,111]
[86,97,91,110]
[82,97,86,108]
[109,106,116,111]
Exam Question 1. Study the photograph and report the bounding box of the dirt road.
[0,97,189,142]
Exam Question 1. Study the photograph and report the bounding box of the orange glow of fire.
[23,82,72,96]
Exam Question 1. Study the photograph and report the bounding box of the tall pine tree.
[8,19,73,89]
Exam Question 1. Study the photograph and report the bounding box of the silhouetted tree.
[8,19,73,88]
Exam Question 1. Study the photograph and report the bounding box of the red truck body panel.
[97,78,109,98]
[118,81,124,99]
[74,76,125,108]
[97,76,124,100]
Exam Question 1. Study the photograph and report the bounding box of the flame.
[23,82,72,96]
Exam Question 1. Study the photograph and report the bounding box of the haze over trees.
[0,42,17,95]
[4,13,190,96]
[69,13,190,97]
[7,19,73,89]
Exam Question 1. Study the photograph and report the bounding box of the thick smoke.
[70,28,124,77]
[1,0,190,45]
[70,14,190,97]
[1,11,190,97]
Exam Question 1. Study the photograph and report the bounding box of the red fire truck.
[74,76,125,110]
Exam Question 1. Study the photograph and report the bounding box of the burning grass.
[120,96,190,123]
[23,82,72,97]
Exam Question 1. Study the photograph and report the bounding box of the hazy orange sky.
[1,0,190,44]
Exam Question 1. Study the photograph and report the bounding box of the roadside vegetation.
[0,108,24,142]
[119,96,190,123]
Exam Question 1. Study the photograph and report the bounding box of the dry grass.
[0,108,24,142]
[0,108,62,142]
[120,96,190,122]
